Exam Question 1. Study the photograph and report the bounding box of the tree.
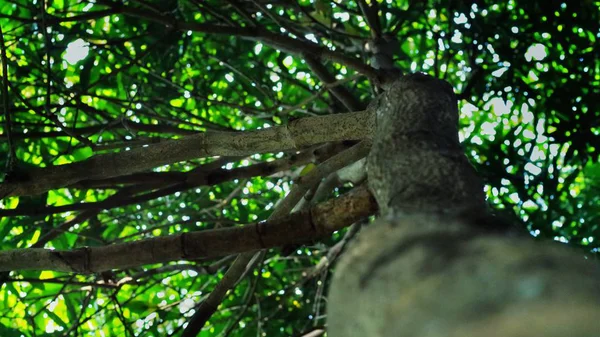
[0,0,599,336]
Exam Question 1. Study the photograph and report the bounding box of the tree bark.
[0,185,376,273]
[0,110,373,197]
[327,74,600,336]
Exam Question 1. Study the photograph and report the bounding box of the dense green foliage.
[0,0,598,336]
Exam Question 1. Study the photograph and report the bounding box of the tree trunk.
[327,74,600,336]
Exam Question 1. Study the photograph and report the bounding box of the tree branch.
[112,4,379,79]
[357,0,382,38]
[0,145,316,217]
[0,25,15,173]
[0,185,377,273]
[180,142,371,337]
[0,110,373,197]
[304,57,365,112]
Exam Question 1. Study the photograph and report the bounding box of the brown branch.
[294,3,365,40]
[228,1,365,113]
[0,119,199,140]
[6,81,94,147]
[127,258,233,281]
[181,141,370,335]
[181,141,363,335]
[0,185,377,273]
[33,210,101,248]
[304,57,365,112]
[357,0,382,38]
[182,252,257,337]
[0,110,373,197]
[7,277,118,289]
[0,25,15,172]
[0,9,118,24]
[221,264,260,337]
[4,2,379,82]
[0,139,325,217]
[111,4,379,79]
[27,144,345,246]
[271,140,371,219]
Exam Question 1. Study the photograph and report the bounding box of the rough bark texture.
[0,110,373,197]
[0,185,376,273]
[328,215,600,337]
[327,74,600,336]
[366,73,485,215]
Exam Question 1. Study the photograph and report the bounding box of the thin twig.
[357,0,382,38]
[179,142,370,336]
[0,24,15,172]
[221,257,261,337]
[41,0,52,120]
[278,73,365,116]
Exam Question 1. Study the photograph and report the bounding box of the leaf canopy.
[0,0,598,336]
